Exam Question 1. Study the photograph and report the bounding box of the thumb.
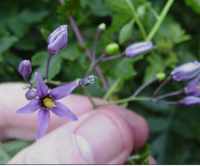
[9,107,134,164]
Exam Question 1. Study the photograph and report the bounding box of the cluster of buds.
[170,61,200,105]
[17,25,96,138]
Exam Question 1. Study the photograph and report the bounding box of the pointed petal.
[16,99,40,113]
[36,110,50,139]
[35,72,48,97]
[51,102,78,120]
[50,80,79,100]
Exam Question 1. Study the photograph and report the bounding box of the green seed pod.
[105,43,120,55]
[156,72,166,81]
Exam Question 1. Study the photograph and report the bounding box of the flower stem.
[45,55,52,80]
[104,78,122,100]
[125,0,147,39]
[110,96,152,105]
[69,16,109,89]
[153,75,171,96]
[146,0,175,41]
[133,77,157,97]
[155,89,184,100]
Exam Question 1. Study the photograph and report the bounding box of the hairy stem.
[45,55,52,80]
[155,89,184,100]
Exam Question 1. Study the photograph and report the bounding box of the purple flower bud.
[18,60,32,80]
[179,96,200,106]
[185,77,200,96]
[171,61,200,81]
[125,41,154,57]
[25,89,37,100]
[48,25,68,55]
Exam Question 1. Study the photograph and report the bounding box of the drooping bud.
[125,41,154,57]
[184,76,200,96]
[25,89,37,100]
[98,23,106,31]
[156,72,166,81]
[48,25,68,55]
[79,75,97,86]
[18,60,32,80]
[171,61,200,81]
[179,96,200,106]
[105,43,120,55]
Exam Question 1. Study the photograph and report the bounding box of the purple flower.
[184,77,200,96]
[171,61,200,81]
[17,72,79,138]
[25,89,37,100]
[18,60,32,80]
[179,96,200,106]
[125,41,154,57]
[48,25,68,55]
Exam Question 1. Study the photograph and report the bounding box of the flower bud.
[79,75,97,86]
[184,77,200,96]
[105,43,120,55]
[125,41,154,57]
[18,60,32,80]
[156,72,166,81]
[48,25,68,55]
[25,89,37,100]
[171,61,200,81]
[180,96,200,106]
[98,23,106,31]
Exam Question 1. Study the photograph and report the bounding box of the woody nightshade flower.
[180,96,200,106]
[48,25,68,55]
[18,59,32,80]
[17,72,79,138]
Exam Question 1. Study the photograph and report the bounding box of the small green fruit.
[105,43,120,55]
[156,72,166,81]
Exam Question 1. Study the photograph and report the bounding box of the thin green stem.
[133,77,157,97]
[110,96,153,105]
[146,0,175,41]
[45,55,53,80]
[125,0,147,39]
[104,78,122,100]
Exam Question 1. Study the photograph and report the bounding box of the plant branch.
[69,16,109,89]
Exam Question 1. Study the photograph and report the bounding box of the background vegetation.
[0,0,200,164]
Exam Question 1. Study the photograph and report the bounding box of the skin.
[0,83,156,164]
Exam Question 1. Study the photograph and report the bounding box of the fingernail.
[75,112,125,163]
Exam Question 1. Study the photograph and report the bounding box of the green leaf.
[119,20,134,44]
[0,36,18,54]
[185,0,200,14]
[114,59,136,80]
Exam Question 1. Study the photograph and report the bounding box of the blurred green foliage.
[0,0,200,164]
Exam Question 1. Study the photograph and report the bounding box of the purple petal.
[51,102,78,120]
[35,72,49,97]
[16,99,40,113]
[50,80,79,100]
[36,110,50,139]
[180,96,200,106]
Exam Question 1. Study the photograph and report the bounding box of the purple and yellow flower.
[17,72,79,138]
[125,41,154,57]
[180,96,200,106]
[18,60,32,80]
[48,25,68,55]
[171,61,200,81]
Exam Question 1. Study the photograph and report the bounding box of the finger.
[0,83,148,150]
[0,83,104,139]
[9,107,134,164]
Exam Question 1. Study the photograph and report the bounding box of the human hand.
[0,83,155,164]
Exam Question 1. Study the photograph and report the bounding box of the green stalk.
[146,0,175,41]
[125,0,147,39]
